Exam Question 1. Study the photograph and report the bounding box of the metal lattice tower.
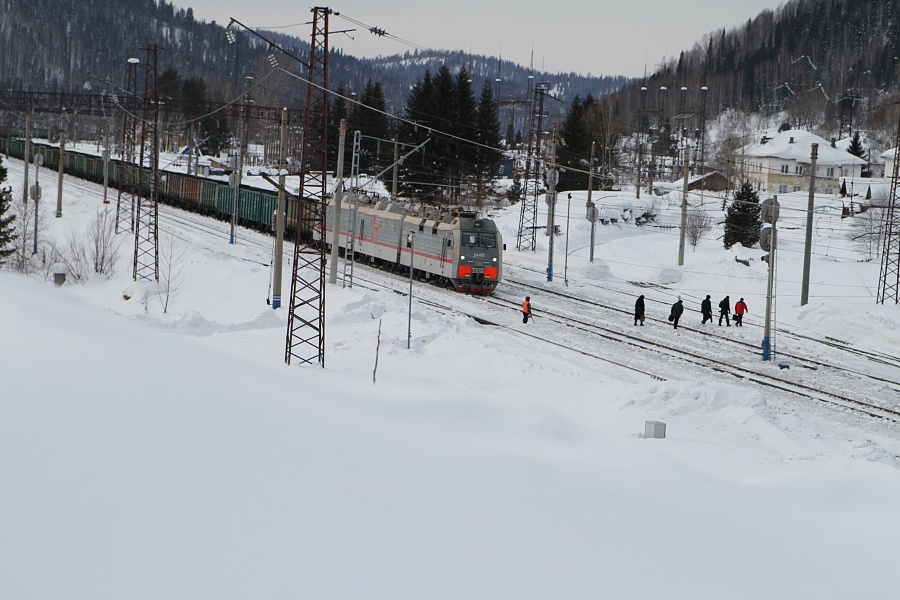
[285,7,329,366]
[116,58,140,234]
[876,109,900,304]
[516,85,546,251]
[133,45,160,281]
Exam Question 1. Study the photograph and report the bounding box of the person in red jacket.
[734,298,748,326]
[522,296,532,323]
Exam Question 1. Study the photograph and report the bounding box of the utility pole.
[272,107,288,309]
[407,232,414,350]
[635,140,642,200]
[392,137,399,198]
[546,134,558,282]
[22,110,31,236]
[761,196,779,361]
[677,145,690,266]
[56,110,66,218]
[230,117,244,244]
[800,143,818,305]
[328,118,347,285]
[187,121,195,176]
[31,153,42,255]
[587,140,596,262]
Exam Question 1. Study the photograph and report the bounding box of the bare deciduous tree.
[46,210,123,283]
[849,204,885,260]
[157,232,188,314]
[89,208,121,276]
[685,208,714,249]
[10,192,44,274]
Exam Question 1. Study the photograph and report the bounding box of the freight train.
[3,138,503,293]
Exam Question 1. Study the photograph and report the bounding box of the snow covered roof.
[880,147,897,160]
[740,129,865,166]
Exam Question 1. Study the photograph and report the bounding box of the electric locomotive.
[321,193,503,294]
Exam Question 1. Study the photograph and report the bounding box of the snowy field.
[2,154,899,599]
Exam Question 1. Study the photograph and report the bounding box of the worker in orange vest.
[522,296,532,323]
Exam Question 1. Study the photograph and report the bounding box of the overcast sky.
[180,0,786,78]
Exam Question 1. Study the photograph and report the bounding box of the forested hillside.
[0,0,625,113]
[609,0,900,139]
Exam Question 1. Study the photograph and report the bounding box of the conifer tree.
[847,131,871,177]
[847,131,865,159]
[558,95,590,191]
[472,80,502,203]
[723,181,761,249]
[473,80,502,176]
[0,157,17,266]
[328,85,351,174]
[350,79,391,174]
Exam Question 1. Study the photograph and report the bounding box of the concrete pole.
[328,119,347,285]
[392,137,399,199]
[587,140,596,263]
[186,121,194,176]
[56,110,66,218]
[800,143,818,306]
[635,140,642,200]
[32,153,41,255]
[230,117,244,244]
[763,197,779,361]
[546,135,558,282]
[407,233,414,350]
[22,110,31,229]
[677,147,689,266]
[272,108,288,309]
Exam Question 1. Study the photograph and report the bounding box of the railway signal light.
[760,197,780,224]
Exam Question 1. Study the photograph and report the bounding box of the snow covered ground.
[2,154,899,599]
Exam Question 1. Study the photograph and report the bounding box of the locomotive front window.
[461,231,497,248]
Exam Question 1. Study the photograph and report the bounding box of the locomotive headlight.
[492,257,497,262]
[460,255,466,261]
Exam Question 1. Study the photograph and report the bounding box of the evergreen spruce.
[473,80,502,183]
[349,79,391,174]
[0,157,17,265]
[847,131,866,158]
[723,182,761,249]
[847,131,871,177]
[557,96,591,192]
[328,85,350,173]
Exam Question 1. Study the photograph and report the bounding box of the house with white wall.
[735,129,865,195]
[881,147,897,179]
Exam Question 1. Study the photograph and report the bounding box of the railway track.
[494,277,900,423]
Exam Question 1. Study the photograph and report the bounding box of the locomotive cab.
[453,216,502,294]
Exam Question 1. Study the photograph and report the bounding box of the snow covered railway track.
[504,272,900,389]
[492,284,900,423]
[501,278,900,398]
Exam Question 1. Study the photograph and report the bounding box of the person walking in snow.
[634,294,646,326]
[669,297,684,329]
[522,296,533,324]
[701,295,713,324]
[718,295,731,326]
[734,297,748,326]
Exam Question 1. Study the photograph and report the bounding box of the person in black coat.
[670,298,684,329]
[634,295,645,326]
[718,295,731,326]
[701,295,713,324]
